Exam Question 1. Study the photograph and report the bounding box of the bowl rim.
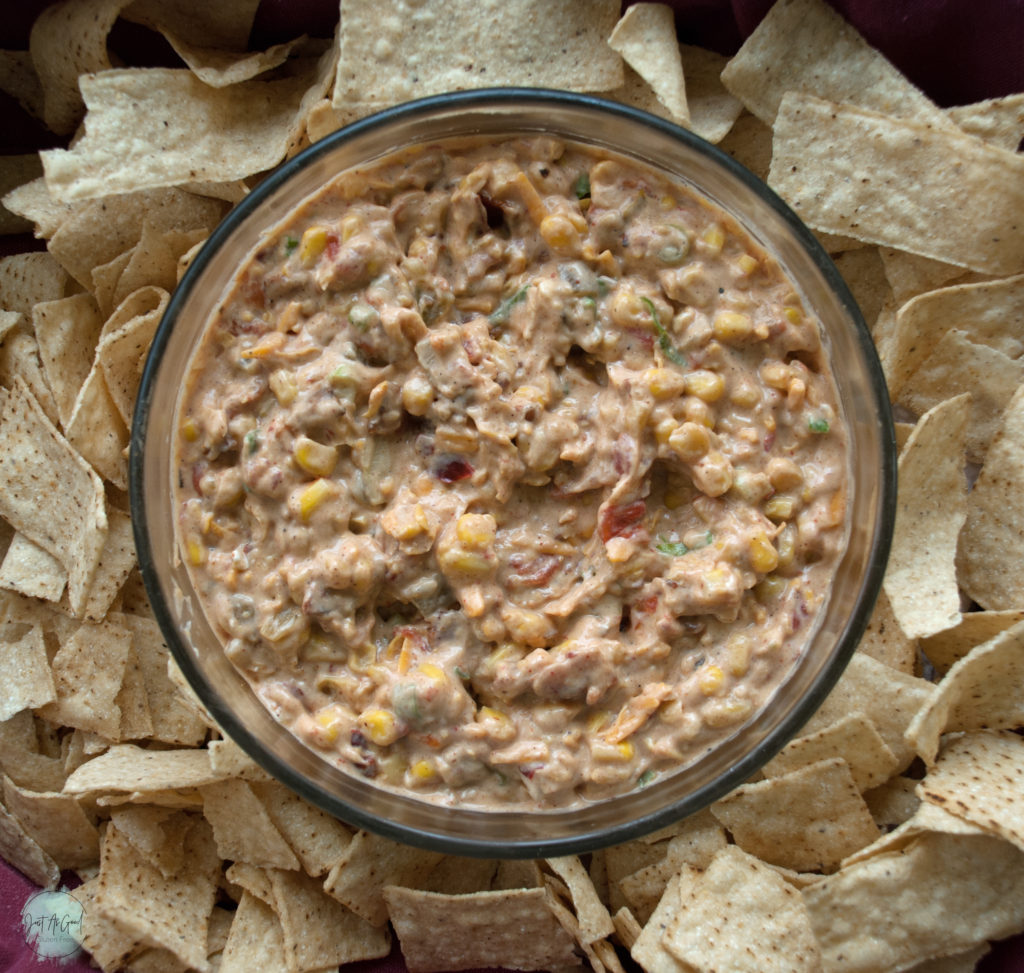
[130,86,897,858]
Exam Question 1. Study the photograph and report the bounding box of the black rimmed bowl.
[130,89,896,859]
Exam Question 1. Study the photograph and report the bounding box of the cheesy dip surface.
[176,136,849,809]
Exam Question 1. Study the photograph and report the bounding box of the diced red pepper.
[599,499,646,542]
[435,458,474,483]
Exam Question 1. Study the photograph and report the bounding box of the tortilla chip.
[123,0,262,51]
[905,620,1024,765]
[0,324,61,427]
[219,890,287,973]
[720,0,949,128]
[957,385,1024,608]
[0,623,57,719]
[887,273,1024,400]
[42,65,327,201]
[612,906,642,951]
[251,779,353,876]
[200,778,300,870]
[107,805,192,879]
[269,867,392,971]
[716,111,773,181]
[204,737,270,782]
[0,50,46,122]
[334,0,623,107]
[878,247,981,305]
[545,855,615,944]
[115,613,209,746]
[64,743,224,797]
[862,775,920,833]
[32,293,105,430]
[947,92,1024,152]
[0,155,44,234]
[65,363,129,489]
[419,855,497,895]
[1,774,99,868]
[0,800,60,888]
[663,845,821,973]
[918,730,1024,852]
[831,246,891,332]
[323,829,445,926]
[883,394,969,639]
[769,93,1024,276]
[616,811,726,923]
[763,712,899,793]
[1,177,74,240]
[164,36,306,88]
[384,885,578,973]
[609,5,688,124]
[712,758,880,872]
[0,533,66,602]
[803,831,1024,971]
[46,188,227,290]
[803,654,932,772]
[39,618,129,739]
[29,0,129,135]
[630,872,690,973]
[855,588,917,673]
[74,508,137,621]
[920,608,1024,674]
[76,876,142,972]
[117,640,154,740]
[679,44,743,144]
[93,817,220,972]
[0,379,107,614]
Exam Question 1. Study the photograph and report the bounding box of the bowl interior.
[130,89,896,858]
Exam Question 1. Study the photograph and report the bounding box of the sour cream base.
[176,136,849,809]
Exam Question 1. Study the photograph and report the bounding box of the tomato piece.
[599,499,646,542]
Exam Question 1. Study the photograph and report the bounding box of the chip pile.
[1,1,1023,971]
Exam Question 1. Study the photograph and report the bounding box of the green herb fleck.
[244,430,260,455]
[655,537,689,557]
[574,172,591,200]
[642,297,687,367]
[284,236,299,255]
[454,666,470,681]
[808,417,830,434]
[637,769,657,788]
[489,284,530,327]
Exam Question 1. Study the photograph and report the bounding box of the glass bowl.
[130,89,896,859]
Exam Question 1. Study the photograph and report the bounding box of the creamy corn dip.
[176,136,849,809]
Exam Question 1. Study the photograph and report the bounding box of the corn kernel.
[698,664,725,696]
[703,696,754,728]
[480,706,510,725]
[314,704,347,744]
[776,525,796,568]
[764,496,796,521]
[607,285,645,329]
[784,306,803,325]
[416,663,447,686]
[382,504,427,541]
[668,422,710,462]
[736,253,759,275]
[186,539,205,566]
[456,513,497,547]
[592,740,634,762]
[587,710,610,733]
[269,369,298,406]
[540,214,581,253]
[401,374,434,416]
[749,532,779,573]
[359,709,401,746]
[409,760,436,781]
[761,361,790,390]
[181,418,199,442]
[767,457,803,491]
[729,379,760,409]
[298,478,334,519]
[700,223,725,255]
[683,369,726,403]
[645,367,685,400]
[755,574,788,603]
[299,225,328,264]
[294,437,338,477]
[514,384,547,407]
[440,546,492,576]
[340,213,364,242]
[727,634,753,677]
[713,310,754,343]
[654,416,678,445]
[605,536,633,563]
[682,396,715,428]
[502,606,555,647]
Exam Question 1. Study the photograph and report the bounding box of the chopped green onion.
[637,769,657,787]
[641,297,687,367]
[284,236,299,254]
[489,284,530,327]
[348,302,379,331]
[655,537,689,557]
[808,417,830,434]
[574,172,591,200]
[454,666,470,681]
[392,683,422,724]
[244,430,260,455]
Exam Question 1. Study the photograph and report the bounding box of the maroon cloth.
[1,1,1023,971]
